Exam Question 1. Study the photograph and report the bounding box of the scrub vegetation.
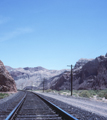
[35,89,107,99]
[0,93,9,99]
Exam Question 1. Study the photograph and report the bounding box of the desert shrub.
[59,90,63,93]
[104,93,107,99]
[59,90,68,92]
[45,89,52,92]
[73,90,78,94]
[0,93,8,99]
[88,90,97,97]
[79,90,90,98]
[97,91,106,98]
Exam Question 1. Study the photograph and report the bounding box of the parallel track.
[5,91,78,120]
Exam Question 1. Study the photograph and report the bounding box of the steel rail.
[5,93,26,120]
[34,93,78,120]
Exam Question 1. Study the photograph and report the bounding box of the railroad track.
[0,91,25,120]
[3,91,78,120]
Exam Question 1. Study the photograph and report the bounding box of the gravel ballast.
[0,91,25,120]
[36,92,107,120]
[0,91,107,120]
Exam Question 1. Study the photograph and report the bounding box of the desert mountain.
[49,54,107,90]
[5,53,107,91]
[0,60,17,92]
[39,58,93,90]
[5,66,68,90]
[73,55,107,90]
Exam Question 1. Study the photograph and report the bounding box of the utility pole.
[67,65,73,96]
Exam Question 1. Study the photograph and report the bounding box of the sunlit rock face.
[0,60,17,92]
[5,65,67,90]
[74,58,93,70]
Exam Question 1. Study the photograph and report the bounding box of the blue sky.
[0,0,107,70]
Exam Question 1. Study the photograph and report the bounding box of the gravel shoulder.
[0,92,18,104]
[0,91,26,120]
[36,92,107,118]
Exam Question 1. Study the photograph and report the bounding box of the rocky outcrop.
[74,58,93,69]
[38,71,70,90]
[50,72,71,90]
[73,55,107,90]
[49,54,107,90]
[92,58,107,89]
[0,60,17,92]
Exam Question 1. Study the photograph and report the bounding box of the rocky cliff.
[74,58,93,69]
[92,57,107,89]
[73,55,107,90]
[0,60,17,92]
[49,54,107,90]
[38,71,70,90]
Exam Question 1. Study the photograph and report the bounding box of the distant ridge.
[5,53,107,90]
[5,66,67,90]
